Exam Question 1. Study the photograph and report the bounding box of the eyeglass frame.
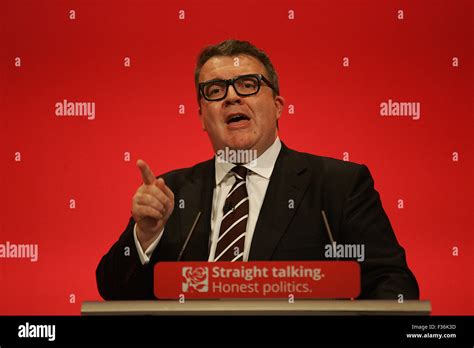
[198,73,276,101]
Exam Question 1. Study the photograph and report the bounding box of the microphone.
[321,210,338,260]
[177,211,202,261]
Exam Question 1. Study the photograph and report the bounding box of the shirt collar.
[214,137,282,185]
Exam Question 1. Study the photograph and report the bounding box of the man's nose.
[224,85,242,105]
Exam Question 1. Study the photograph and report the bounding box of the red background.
[0,0,472,315]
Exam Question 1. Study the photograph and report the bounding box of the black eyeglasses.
[199,74,275,101]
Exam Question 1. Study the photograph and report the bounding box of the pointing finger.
[137,159,156,185]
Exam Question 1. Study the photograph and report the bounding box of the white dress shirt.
[133,137,282,265]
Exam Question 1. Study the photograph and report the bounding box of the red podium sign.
[154,261,360,299]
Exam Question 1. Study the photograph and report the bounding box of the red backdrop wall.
[1,0,472,315]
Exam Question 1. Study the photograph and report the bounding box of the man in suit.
[96,39,419,300]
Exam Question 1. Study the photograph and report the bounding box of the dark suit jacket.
[96,143,419,300]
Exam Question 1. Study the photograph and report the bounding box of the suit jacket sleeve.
[96,216,156,300]
[341,164,419,299]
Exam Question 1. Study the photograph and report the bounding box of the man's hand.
[132,159,175,250]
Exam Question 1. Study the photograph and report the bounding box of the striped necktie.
[214,165,249,262]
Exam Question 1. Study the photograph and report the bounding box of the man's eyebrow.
[200,76,224,83]
[202,73,258,82]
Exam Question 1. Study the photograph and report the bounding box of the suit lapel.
[176,160,215,261]
[249,143,311,260]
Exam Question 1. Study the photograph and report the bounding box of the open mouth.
[226,114,250,124]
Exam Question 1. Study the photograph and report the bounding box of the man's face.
[198,55,284,156]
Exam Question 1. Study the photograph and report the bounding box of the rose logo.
[182,267,209,292]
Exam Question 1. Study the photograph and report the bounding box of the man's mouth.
[225,113,251,125]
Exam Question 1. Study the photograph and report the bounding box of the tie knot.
[231,165,248,181]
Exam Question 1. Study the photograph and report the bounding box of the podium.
[81,300,431,316]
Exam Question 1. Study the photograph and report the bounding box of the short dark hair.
[194,39,280,103]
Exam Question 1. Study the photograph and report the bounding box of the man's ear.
[198,107,206,131]
[275,95,285,120]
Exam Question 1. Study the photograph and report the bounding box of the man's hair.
[194,39,280,103]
